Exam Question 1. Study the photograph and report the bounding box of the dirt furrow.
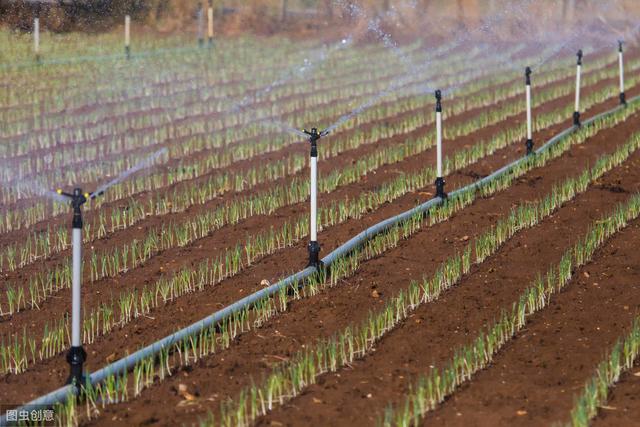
[1,72,631,345]
[591,359,640,426]
[251,126,640,427]
[424,216,640,426]
[70,106,640,425]
[1,94,637,410]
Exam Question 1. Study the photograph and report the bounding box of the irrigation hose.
[1,94,638,425]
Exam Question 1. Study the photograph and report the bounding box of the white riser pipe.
[310,156,317,241]
[526,84,532,140]
[619,50,625,93]
[436,111,442,177]
[34,18,40,56]
[71,228,82,347]
[125,15,131,48]
[575,64,581,112]
[208,7,214,39]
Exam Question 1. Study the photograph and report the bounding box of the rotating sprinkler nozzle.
[574,49,583,127]
[55,188,92,389]
[434,90,447,199]
[619,40,626,106]
[303,127,328,269]
[525,67,534,155]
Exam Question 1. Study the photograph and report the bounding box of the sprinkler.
[55,188,91,388]
[619,40,626,106]
[573,49,583,127]
[525,67,534,155]
[47,149,166,390]
[33,17,40,63]
[303,127,328,268]
[435,90,447,199]
[124,15,131,60]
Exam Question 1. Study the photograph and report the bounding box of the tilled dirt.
[424,219,640,426]
[1,69,632,356]
[591,360,640,426]
[251,124,640,426]
[69,103,640,425]
[2,85,634,410]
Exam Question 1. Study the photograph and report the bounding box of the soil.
[592,360,640,426]
[63,100,640,425]
[3,43,640,427]
[421,220,640,427]
[1,64,631,348]
[251,116,640,427]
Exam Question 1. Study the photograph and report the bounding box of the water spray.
[303,127,328,268]
[619,40,626,105]
[525,66,534,155]
[124,15,131,60]
[435,90,446,199]
[574,49,583,126]
[208,6,214,46]
[33,17,40,63]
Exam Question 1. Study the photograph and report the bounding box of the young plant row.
[0,41,600,242]
[206,129,640,427]
[0,53,545,303]
[568,315,640,427]
[0,40,470,176]
[380,191,640,427]
[3,87,638,377]
[1,48,624,287]
[0,42,517,209]
[42,101,640,425]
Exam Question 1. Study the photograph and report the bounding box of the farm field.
[2,1,640,426]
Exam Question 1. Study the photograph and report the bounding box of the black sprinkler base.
[435,177,447,199]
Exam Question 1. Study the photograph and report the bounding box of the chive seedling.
[303,127,328,268]
[619,40,626,106]
[574,49,583,126]
[525,67,534,155]
[435,89,447,199]
[124,15,131,59]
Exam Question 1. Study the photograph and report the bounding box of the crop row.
[0,42,507,189]
[2,76,638,379]
[0,45,629,282]
[569,315,640,426]
[2,54,635,323]
[380,190,640,426]
[53,117,640,426]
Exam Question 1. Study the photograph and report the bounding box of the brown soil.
[1,66,630,348]
[1,74,635,411]
[592,360,640,426]
[424,218,640,426]
[250,124,640,426]
[68,104,640,425]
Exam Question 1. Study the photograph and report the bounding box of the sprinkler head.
[56,188,91,228]
[435,89,442,112]
[577,49,583,65]
[303,127,322,142]
[525,66,532,85]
